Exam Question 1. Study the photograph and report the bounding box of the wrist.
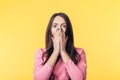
[61,49,67,53]
[61,49,66,52]
[53,50,59,55]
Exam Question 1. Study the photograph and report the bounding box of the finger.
[56,28,60,34]
[54,30,59,37]
[59,42,61,51]
[58,29,62,36]
[62,32,65,38]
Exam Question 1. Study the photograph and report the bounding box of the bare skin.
[47,16,70,67]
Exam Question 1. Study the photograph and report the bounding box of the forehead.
[52,16,66,24]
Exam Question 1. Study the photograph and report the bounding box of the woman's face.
[51,16,67,37]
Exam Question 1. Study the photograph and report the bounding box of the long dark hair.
[42,12,81,80]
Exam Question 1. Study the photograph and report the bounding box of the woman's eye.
[62,25,66,28]
[52,25,57,28]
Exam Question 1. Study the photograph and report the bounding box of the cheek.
[51,28,56,36]
[62,28,66,33]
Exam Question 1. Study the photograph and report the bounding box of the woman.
[33,12,87,80]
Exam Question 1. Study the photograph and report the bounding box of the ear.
[51,37,54,41]
[66,36,68,40]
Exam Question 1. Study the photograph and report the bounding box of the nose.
[57,28,63,33]
[57,28,63,35]
[57,27,62,31]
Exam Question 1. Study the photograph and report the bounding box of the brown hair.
[42,12,81,79]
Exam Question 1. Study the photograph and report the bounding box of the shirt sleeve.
[33,49,53,80]
[64,48,87,80]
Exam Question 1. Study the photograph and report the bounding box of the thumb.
[59,40,62,51]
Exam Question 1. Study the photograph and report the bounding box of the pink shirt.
[33,48,87,80]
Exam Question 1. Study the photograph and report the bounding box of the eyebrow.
[52,23,66,25]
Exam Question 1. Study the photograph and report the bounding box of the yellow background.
[0,0,120,80]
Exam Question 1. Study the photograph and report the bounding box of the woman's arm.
[61,48,87,80]
[33,49,59,80]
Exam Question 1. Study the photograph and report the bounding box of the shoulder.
[75,47,86,56]
[75,47,87,63]
[34,48,46,58]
